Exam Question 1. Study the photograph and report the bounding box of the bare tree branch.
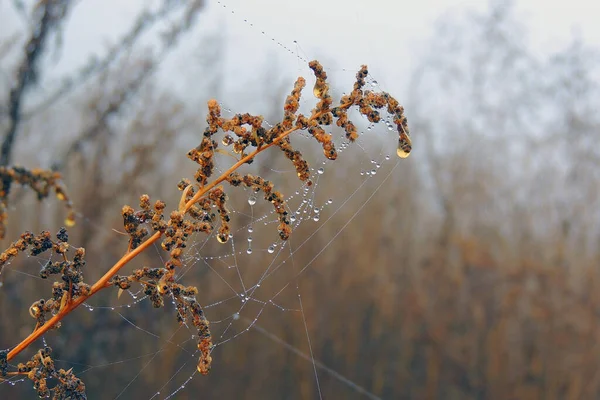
[0,0,71,167]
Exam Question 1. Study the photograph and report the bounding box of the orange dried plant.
[0,60,411,399]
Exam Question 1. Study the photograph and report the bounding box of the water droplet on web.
[248,226,253,233]
[247,248,253,255]
[268,245,275,254]
[233,312,240,320]
[385,155,390,160]
[313,215,320,222]
[376,163,381,169]
[314,207,320,213]
[327,199,333,204]
[371,169,377,175]
[290,215,297,222]
[248,196,257,206]
[247,237,252,243]
[88,307,94,312]
[317,167,324,175]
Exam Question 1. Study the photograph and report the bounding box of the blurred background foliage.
[1,0,600,399]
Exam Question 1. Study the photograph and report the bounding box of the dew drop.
[248,196,257,206]
[247,248,253,255]
[385,155,390,160]
[371,169,377,175]
[397,146,410,159]
[268,245,275,254]
[290,215,297,222]
[397,137,412,159]
[317,167,324,175]
[248,226,253,233]
[216,234,227,244]
[327,199,333,204]
[313,215,320,222]
[233,312,240,320]
[247,236,253,243]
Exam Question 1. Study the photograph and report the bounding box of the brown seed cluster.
[121,194,168,250]
[0,166,75,239]
[7,347,86,399]
[333,64,412,155]
[226,172,291,240]
[109,266,212,375]
[0,228,88,329]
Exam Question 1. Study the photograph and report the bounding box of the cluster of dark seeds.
[0,228,88,330]
[0,347,86,399]
[109,265,212,375]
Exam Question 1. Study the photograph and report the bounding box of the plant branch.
[6,105,322,362]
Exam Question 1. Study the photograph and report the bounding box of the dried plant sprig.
[226,172,291,240]
[0,166,75,239]
[1,60,411,396]
[7,346,86,399]
[109,264,212,374]
[0,228,88,331]
[333,64,412,156]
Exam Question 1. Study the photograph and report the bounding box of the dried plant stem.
[6,106,326,362]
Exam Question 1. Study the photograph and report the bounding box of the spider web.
[0,3,406,399]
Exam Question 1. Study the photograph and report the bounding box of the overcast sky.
[1,0,600,108]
